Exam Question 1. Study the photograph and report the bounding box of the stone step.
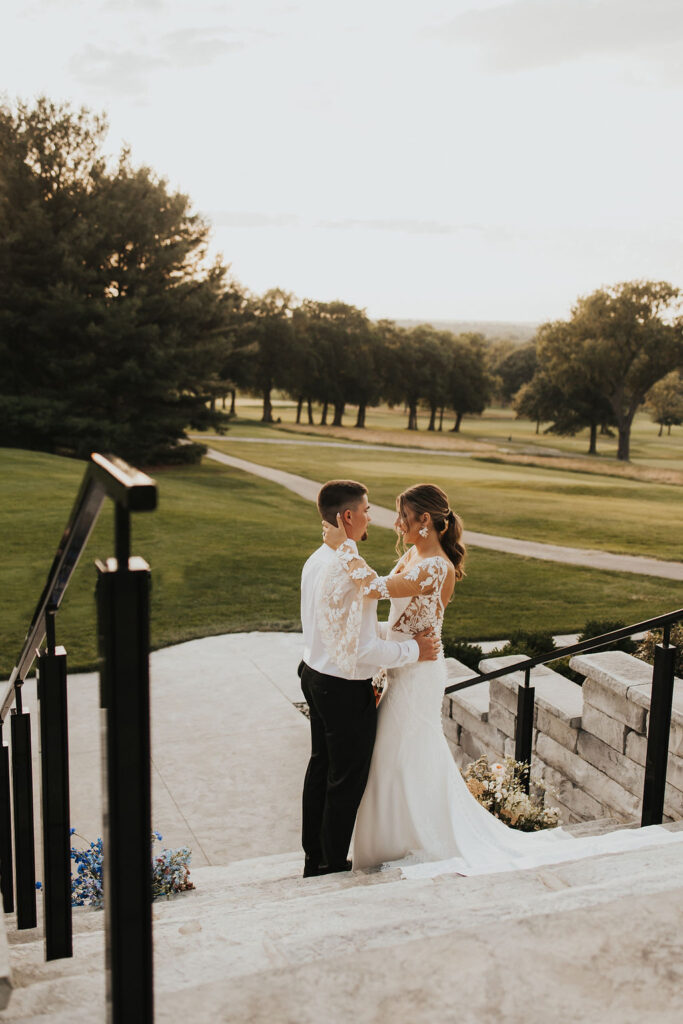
[562,815,634,838]
[151,882,683,1024]
[5,833,683,1020]
[9,817,683,950]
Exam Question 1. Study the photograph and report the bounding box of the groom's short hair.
[318,479,367,525]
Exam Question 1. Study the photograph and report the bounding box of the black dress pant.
[300,663,377,870]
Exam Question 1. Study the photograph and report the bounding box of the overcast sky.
[3,0,683,322]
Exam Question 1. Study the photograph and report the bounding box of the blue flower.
[35,881,42,890]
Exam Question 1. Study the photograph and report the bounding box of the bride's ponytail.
[439,509,466,581]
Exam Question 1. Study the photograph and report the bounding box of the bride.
[322,482,683,877]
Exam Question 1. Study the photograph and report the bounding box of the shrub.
[636,624,683,677]
[486,630,556,661]
[442,639,483,671]
[577,619,636,654]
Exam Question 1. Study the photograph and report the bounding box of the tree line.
[1,98,682,466]
[222,291,494,434]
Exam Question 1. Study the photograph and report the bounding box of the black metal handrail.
[1,453,156,720]
[444,607,683,695]
[443,606,682,828]
[1,452,157,1022]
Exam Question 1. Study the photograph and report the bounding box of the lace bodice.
[336,541,450,641]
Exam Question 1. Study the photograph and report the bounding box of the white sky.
[3,0,683,322]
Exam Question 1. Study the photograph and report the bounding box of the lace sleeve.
[336,541,449,600]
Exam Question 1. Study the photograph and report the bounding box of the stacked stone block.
[442,650,683,825]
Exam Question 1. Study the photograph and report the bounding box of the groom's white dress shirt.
[300,542,419,680]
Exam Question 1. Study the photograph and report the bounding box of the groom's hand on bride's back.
[415,629,439,661]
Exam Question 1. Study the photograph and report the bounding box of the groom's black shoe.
[317,860,352,876]
[303,857,320,878]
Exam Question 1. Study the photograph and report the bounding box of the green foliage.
[448,333,491,431]
[577,620,636,654]
[0,97,234,465]
[290,300,378,427]
[442,639,483,671]
[491,342,537,404]
[520,282,683,462]
[646,371,683,435]
[636,624,683,677]
[486,630,556,660]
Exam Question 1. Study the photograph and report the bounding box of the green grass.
[219,398,683,469]
[203,436,683,561]
[1,448,681,678]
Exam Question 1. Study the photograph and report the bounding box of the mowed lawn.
[1,448,681,678]
[203,436,683,561]
[225,399,683,470]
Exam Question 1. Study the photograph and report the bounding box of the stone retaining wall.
[442,650,683,825]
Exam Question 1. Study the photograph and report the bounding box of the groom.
[299,479,438,877]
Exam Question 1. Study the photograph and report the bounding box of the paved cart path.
[205,447,683,581]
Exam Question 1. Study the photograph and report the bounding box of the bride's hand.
[322,512,347,549]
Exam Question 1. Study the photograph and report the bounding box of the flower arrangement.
[151,832,195,900]
[68,828,194,909]
[464,755,560,832]
[70,830,103,908]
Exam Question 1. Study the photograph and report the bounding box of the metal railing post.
[641,629,678,827]
[97,517,153,1024]
[37,606,73,960]
[11,691,37,929]
[514,666,535,793]
[0,722,14,913]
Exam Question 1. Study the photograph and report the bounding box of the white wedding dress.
[328,541,683,879]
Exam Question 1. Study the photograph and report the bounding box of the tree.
[236,288,297,422]
[646,371,683,436]
[293,300,372,427]
[289,303,322,425]
[448,333,492,432]
[0,97,233,464]
[418,328,452,431]
[567,281,683,460]
[491,342,536,405]
[528,320,616,454]
[513,373,561,434]
[394,324,447,430]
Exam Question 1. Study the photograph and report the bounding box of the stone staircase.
[3,639,683,1022]
[3,819,683,1023]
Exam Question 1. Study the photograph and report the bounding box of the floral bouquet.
[151,831,195,900]
[372,668,387,707]
[67,828,194,908]
[70,830,104,908]
[464,755,559,832]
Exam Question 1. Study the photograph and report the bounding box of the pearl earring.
[418,525,429,538]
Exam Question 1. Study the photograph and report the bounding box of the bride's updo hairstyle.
[397,483,466,581]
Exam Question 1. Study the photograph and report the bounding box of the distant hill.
[394,319,539,343]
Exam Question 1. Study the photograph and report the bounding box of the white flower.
[491,763,505,776]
